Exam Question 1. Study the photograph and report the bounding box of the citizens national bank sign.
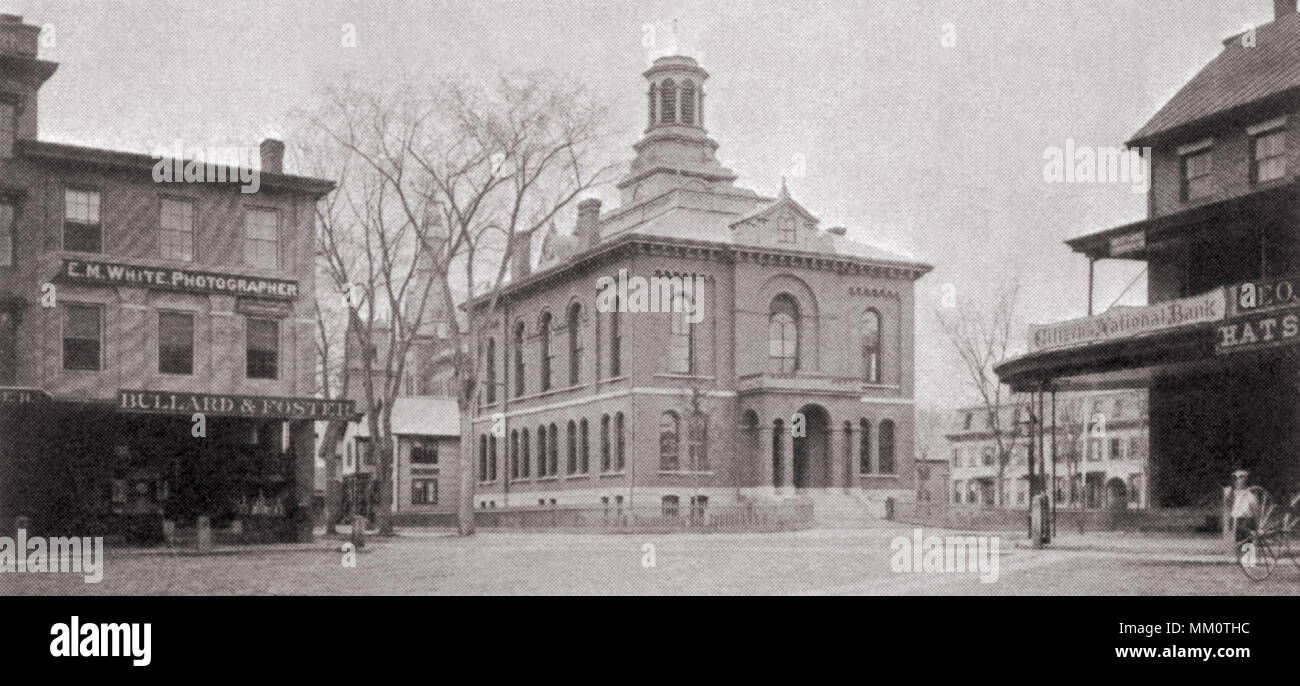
[1027,290,1225,354]
[57,259,299,300]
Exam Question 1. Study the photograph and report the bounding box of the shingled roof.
[1127,11,1300,147]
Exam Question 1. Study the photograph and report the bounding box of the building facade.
[997,1,1300,514]
[947,390,1150,511]
[464,55,931,513]
[338,396,460,521]
[0,14,339,542]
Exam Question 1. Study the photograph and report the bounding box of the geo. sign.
[1225,275,1300,317]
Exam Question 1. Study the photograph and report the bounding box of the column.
[828,421,846,492]
[778,428,793,496]
[291,419,316,542]
[758,419,774,499]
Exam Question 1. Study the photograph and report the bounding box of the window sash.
[158,312,195,375]
[63,304,102,371]
[160,198,195,261]
[1253,130,1287,183]
[244,209,279,269]
[0,202,12,267]
[0,101,14,158]
[246,318,279,379]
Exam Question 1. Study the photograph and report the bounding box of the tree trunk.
[457,401,476,536]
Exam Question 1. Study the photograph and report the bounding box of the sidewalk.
[1014,530,1233,563]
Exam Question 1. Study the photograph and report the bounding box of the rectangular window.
[158,311,195,375]
[160,198,195,262]
[1252,128,1287,184]
[62,303,102,371]
[0,201,13,267]
[0,99,14,158]
[244,208,279,269]
[411,479,438,505]
[63,189,102,253]
[1180,149,1213,201]
[245,318,279,379]
[410,440,438,464]
[662,495,680,518]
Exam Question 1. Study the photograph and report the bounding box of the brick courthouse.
[0,14,342,542]
[466,55,931,514]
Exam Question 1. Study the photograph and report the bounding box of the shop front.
[997,280,1300,516]
[1,388,353,544]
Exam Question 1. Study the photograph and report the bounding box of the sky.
[2,0,1280,410]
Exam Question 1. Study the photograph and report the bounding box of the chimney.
[512,233,532,280]
[260,138,285,174]
[576,198,602,248]
[1277,0,1297,19]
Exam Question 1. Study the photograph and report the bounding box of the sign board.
[0,387,50,406]
[1028,289,1225,354]
[1225,275,1300,317]
[57,259,299,300]
[236,297,295,318]
[118,390,355,421]
[1108,230,1146,258]
[1215,306,1300,356]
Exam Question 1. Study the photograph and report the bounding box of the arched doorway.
[792,404,831,489]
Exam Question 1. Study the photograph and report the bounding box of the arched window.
[513,321,525,397]
[681,80,696,125]
[548,423,558,476]
[520,428,531,478]
[485,337,497,403]
[568,302,582,385]
[488,435,498,482]
[669,290,694,374]
[614,412,626,471]
[600,414,612,472]
[609,299,622,377]
[660,79,677,124]
[478,434,488,483]
[688,413,709,471]
[579,418,590,474]
[772,419,785,487]
[859,419,871,474]
[879,419,895,474]
[769,295,799,374]
[536,424,547,476]
[698,89,705,127]
[539,312,553,392]
[862,309,881,383]
[566,420,577,475]
[648,83,658,126]
[660,411,681,471]
[509,429,519,480]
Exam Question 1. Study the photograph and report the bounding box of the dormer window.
[778,215,796,243]
[1177,139,1214,201]
[1249,118,1287,184]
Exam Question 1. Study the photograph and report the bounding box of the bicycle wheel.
[1283,494,1300,574]
[1238,536,1277,581]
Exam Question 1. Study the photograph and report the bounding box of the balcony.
[737,371,883,397]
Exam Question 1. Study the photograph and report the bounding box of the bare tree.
[937,279,1023,507]
[304,71,618,536]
